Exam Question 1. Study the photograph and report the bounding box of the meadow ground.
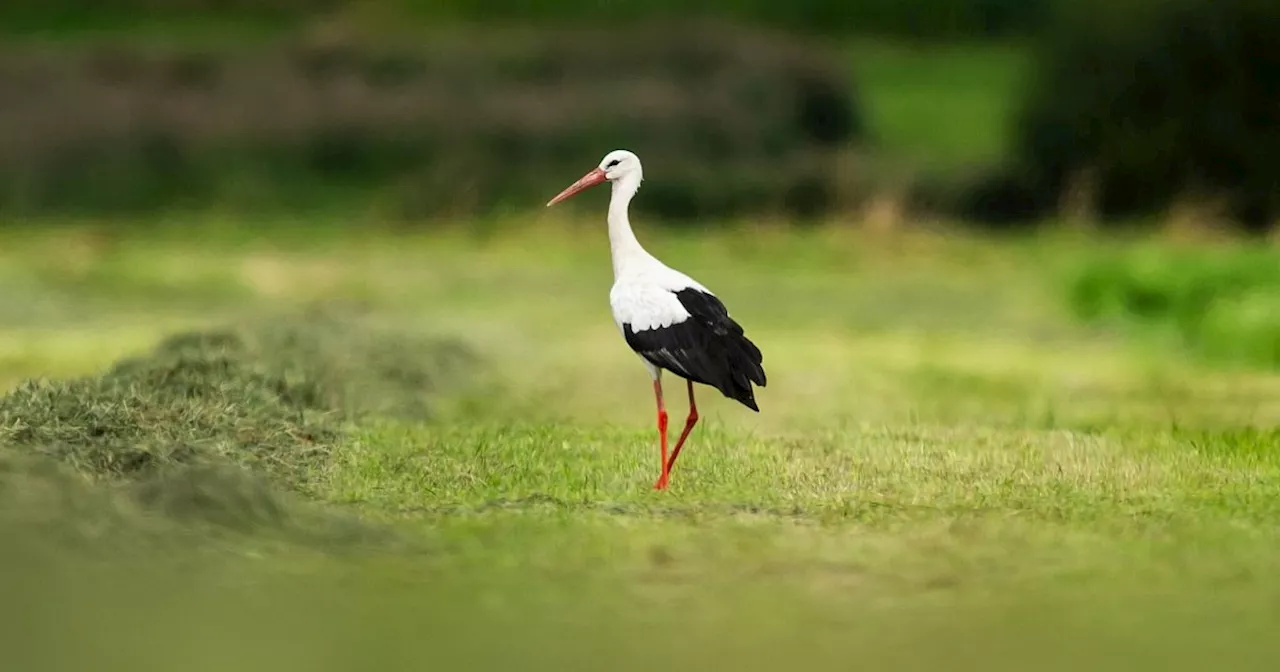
[2,214,1279,671]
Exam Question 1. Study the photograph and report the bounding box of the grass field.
[3,215,1280,671]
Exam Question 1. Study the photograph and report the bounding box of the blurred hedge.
[406,0,1049,39]
[1011,0,1280,231]
[0,22,862,221]
[0,0,1050,39]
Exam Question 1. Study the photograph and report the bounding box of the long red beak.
[546,167,607,207]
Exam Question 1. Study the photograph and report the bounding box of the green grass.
[3,217,1280,671]
[850,39,1030,173]
[1068,241,1280,369]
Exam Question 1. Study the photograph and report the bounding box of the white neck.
[607,172,651,278]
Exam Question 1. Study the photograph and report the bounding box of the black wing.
[623,288,767,411]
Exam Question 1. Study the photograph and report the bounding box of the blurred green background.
[3,1,1280,671]
[1,0,1273,227]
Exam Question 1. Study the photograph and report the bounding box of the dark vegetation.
[0,308,474,538]
[0,0,1051,39]
[0,22,859,221]
[403,0,1050,39]
[1068,245,1280,368]
[966,0,1280,230]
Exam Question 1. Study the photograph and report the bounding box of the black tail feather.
[716,332,765,411]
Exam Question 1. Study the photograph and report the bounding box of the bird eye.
[606,159,621,168]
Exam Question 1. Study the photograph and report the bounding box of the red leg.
[663,380,700,479]
[653,379,670,490]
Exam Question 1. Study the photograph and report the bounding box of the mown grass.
[2,217,1280,671]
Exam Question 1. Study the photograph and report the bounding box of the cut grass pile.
[0,306,474,538]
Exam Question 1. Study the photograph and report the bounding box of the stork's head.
[546,150,642,207]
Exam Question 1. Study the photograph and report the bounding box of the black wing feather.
[622,288,766,411]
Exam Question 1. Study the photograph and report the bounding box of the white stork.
[546,150,767,490]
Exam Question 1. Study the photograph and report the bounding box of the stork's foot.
[653,474,669,490]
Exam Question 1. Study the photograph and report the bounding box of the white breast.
[610,282,688,332]
[609,262,713,333]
